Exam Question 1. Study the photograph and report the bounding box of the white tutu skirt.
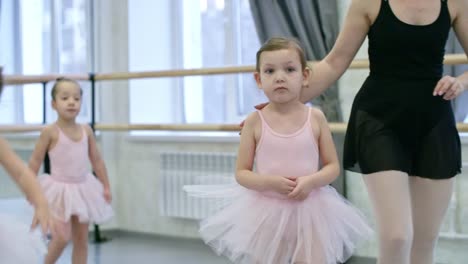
[0,214,47,264]
[184,184,372,264]
[40,173,113,224]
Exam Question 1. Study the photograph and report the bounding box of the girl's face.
[52,82,82,120]
[254,48,309,104]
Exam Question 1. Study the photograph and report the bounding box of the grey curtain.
[445,31,468,122]
[249,0,342,121]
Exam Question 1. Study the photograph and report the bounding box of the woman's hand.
[31,201,55,236]
[254,102,269,110]
[433,75,465,100]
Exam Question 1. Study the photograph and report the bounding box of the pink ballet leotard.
[40,124,113,223]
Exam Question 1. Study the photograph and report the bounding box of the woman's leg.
[44,219,71,264]
[363,170,413,264]
[71,216,89,264]
[409,176,454,264]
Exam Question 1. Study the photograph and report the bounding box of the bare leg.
[409,176,454,264]
[363,171,413,264]
[71,216,89,264]
[44,220,71,264]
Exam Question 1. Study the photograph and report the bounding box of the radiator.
[158,151,468,237]
[159,151,237,219]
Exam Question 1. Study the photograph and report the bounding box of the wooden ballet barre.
[95,123,347,133]
[95,123,468,133]
[96,66,255,81]
[5,74,89,85]
[0,124,345,133]
[3,54,466,85]
[0,122,467,133]
[457,123,468,132]
[95,123,242,132]
[49,54,468,81]
[105,122,467,132]
[0,125,46,133]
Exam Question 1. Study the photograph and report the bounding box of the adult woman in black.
[301,0,467,263]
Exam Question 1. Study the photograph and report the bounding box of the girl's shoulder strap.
[256,109,265,122]
[79,123,87,133]
[307,106,313,120]
[307,106,323,140]
[47,123,64,152]
[255,109,272,132]
[52,123,63,137]
[79,123,90,142]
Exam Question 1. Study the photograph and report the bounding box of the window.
[129,0,264,126]
[0,0,92,125]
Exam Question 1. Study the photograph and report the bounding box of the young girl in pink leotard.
[185,37,372,264]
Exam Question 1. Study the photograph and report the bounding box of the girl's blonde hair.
[255,37,308,72]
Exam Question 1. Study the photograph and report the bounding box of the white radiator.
[158,151,468,238]
[159,151,237,219]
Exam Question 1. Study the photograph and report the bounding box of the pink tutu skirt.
[0,213,47,263]
[185,185,372,264]
[40,173,113,223]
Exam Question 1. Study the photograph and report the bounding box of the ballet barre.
[3,54,466,85]
[1,53,467,135]
[1,122,467,133]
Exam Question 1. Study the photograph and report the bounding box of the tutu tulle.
[40,173,113,223]
[185,184,372,264]
[0,213,47,263]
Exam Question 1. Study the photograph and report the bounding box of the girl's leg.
[409,176,454,264]
[44,220,72,264]
[71,216,89,264]
[363,171,413,264]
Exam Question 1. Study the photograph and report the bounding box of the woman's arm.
[431,0,468,99]
[301,0,374,102]
[0,138,53,233]
[453,0,468,92]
